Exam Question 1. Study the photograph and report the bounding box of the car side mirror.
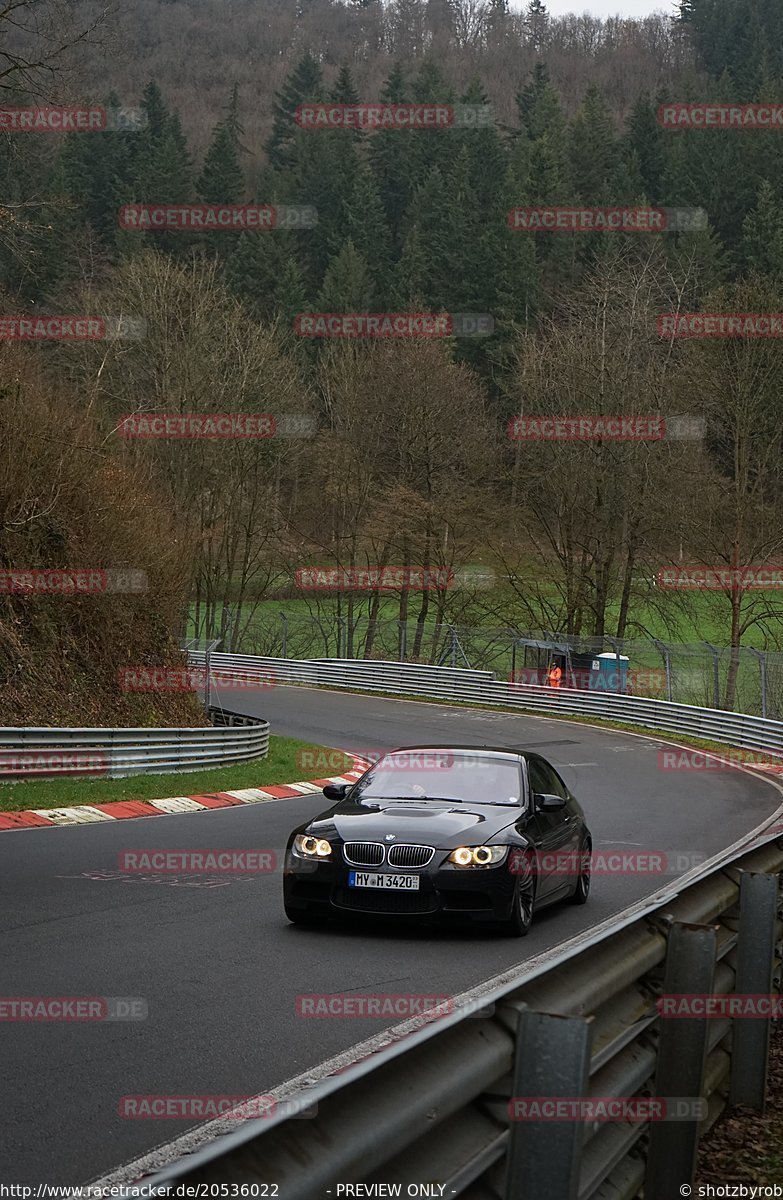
[535,793,566,812]
[323,782,349,802]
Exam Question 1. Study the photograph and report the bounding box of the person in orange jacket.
[547,662,563,688]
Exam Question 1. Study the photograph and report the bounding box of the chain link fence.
[188,609,782,719]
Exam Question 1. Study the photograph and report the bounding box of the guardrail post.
[729,870,779,1109]
[646,921,717,1199]
[653,638,673,702]
[704,641,721,709]
[506,1009,592,1200]
[747,648,768,719]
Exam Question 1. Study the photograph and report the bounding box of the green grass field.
[189,585,777,654]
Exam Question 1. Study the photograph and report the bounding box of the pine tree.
[125,111,194,254]
[198,123,245,203]
[487,0,510,46]
[516,63,552,139]
[624,93,664,204]
[514,70,573,296]
[57,90,140,242]
[330,65,360,104]
[317,240,374,311]
[140,112,193,203]
[225,229,302,320]
[265,52,323,172]
[196,102,247,258]
[288,123,361,294]
[369,64,413,248]
[740,179,783,277]
[275,255,310,329]
[411,57,451,103]
[498,146,539,325]
[140,80,169,144]
[400,166,456,310]
[393,225,428,307]
[568,85,617,204]
[343,162,392,303]
[524,0,550,52]
[456,79,506,214]
[405,59,454,192]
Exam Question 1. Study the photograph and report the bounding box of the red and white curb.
[0,755,372,832]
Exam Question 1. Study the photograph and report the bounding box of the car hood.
[305,798,522,849]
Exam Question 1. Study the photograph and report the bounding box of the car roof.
[382,745,531,762]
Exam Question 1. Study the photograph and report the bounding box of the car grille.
[343,842,384,867]
[387,844,435,869]
[333,887,439,915]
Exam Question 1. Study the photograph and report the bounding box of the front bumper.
[283,848,517,922]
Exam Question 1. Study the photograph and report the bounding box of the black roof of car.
[380,745,531,760]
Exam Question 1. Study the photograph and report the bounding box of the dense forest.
[1,0,782,718]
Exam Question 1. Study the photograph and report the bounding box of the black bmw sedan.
[283,746,592,936]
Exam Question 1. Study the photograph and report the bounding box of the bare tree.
[498,245,701,640]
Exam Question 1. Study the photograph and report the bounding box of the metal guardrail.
[129,829,783,1200]
[0,705,269,779]
[192,611,783,718]
[191,653,783,760]
[123,652,783,1199]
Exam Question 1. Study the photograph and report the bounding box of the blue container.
[590,652,629,693]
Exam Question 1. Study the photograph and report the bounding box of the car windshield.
[354,752,522,806]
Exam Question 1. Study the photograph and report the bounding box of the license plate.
[348,872,420,891]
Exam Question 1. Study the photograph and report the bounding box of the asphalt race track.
[1,685,780,1185]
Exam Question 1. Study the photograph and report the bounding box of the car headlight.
[292,833,332,859]
[448,845,508,868]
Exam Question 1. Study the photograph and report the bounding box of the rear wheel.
[499,852,535,937]
[569,840,591,905]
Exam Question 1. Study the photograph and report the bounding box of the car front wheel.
[499,852,535,937]
[569,839,591,905]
